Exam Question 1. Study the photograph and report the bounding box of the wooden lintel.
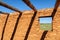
[39,16,52,18]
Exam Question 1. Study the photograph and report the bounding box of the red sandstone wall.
[0,8,60,40]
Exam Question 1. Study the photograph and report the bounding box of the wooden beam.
[51,0,60,18]
[0,11,9,15]
[22,0,37,40]
[0,1,22,13]
[39,16,52,18]
[22,0,37,12]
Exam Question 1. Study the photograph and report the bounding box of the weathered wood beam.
[0,2,22,40]
[0,11,9,15]
[51,0,60,18]
[22,0,37,12]
[22,0,37,40]
[0,12,9,40]
[39,16,52,18]
[0,1,22,13]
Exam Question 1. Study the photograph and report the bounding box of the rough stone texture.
[0,8,60,40]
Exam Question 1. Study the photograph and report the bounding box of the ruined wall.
[0,8,60,40]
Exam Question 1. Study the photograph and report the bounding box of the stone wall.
[0,8,60,40]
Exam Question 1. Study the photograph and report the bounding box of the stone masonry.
[0,8,60,40]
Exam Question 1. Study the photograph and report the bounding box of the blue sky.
[40,17,52,23]
[0,0,56,23]
[0,0,56,13]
